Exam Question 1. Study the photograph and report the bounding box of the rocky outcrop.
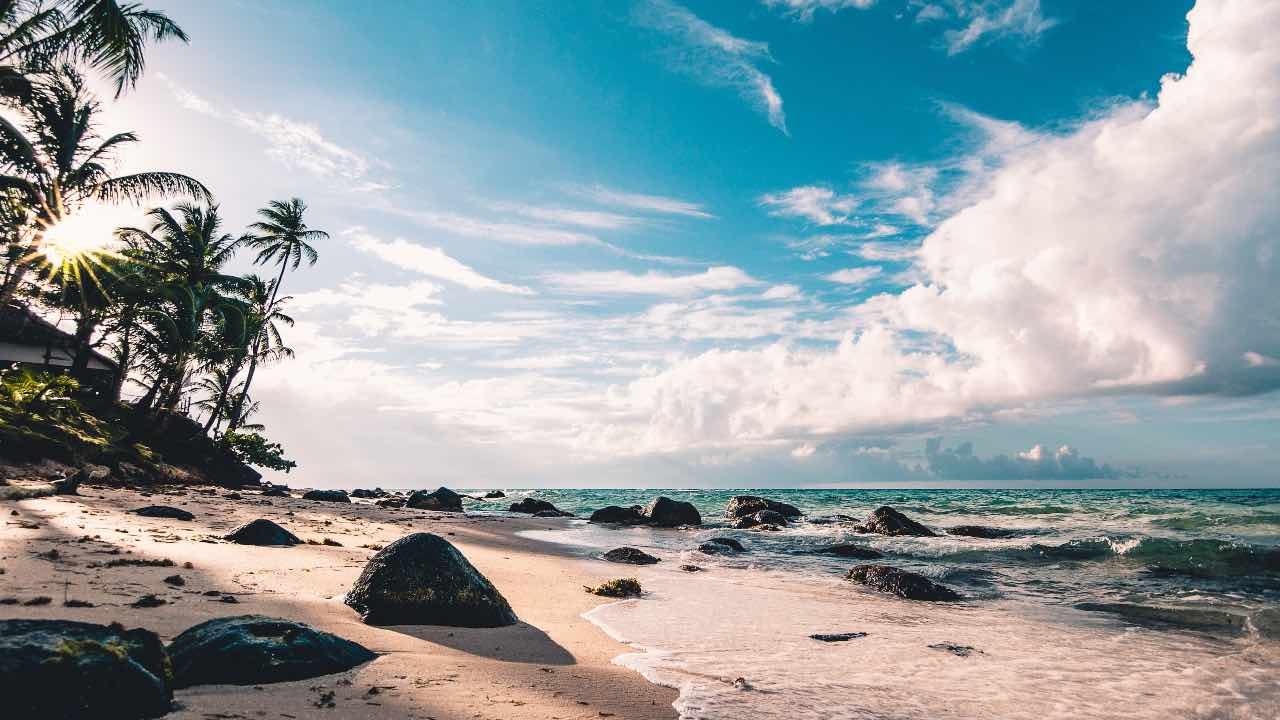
[852,506,936,537]
[698,537,745,554]
[344,533,518,627]
[733,509,787,529]
[946,525,1018,539]
[167,615,376,688]
[224,519,302,546]
[589,505,649,524]
[483,490,506,499]
[642,496,701,527]
[406,487,464,512]
[845,564,960,601]
[602,547,660,565]
[302,489,350,503]
[0,618,172,719]
[350,488,388,499]
[133,505,194,521]
[724,495,802,521]
[509,498,568,515]
[816,544,883,559]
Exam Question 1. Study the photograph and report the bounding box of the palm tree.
[0,66,209,303]
[0,0,187,99]
[227,199,324,430]
[201,274,292,432]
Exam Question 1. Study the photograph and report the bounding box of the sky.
[80,0,1280,488]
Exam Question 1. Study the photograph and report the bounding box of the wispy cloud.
[577,184,714,219]
[759,185,858,225]
[763,0,874,22]
[388,207,602,247]
[499,204,642,230]
[157,73,376,186]
[636,0,788,134]
[546,266,761,296]
[824,266,883,286]
[343,227,533,295]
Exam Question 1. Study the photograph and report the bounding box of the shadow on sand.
[382,620,576,665]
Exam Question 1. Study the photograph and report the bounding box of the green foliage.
[584,578,643,598]
[1,367,81,417]
[220,430,296,473]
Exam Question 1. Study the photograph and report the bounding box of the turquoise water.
[472,488,1280,719]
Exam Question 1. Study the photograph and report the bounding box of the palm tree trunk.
[227,262,285,432]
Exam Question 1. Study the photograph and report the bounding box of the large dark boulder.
[642,496,702,527]
[724,495,802,521]
[698,537,745,554]
[846,564,960,601]
[589,505,649,524]
[816,544,883,559]
[167,615,375,688]
[406,487,464,512]
[344,533,518,627]
[947,525,1018,539]
[133,505,194,521]
[484,490,506,499]
[302,489,350,503]
[509,498,565,515]
[0,619,172,719]
[602,547,660,565]
[853,506,936,537]
[224,519,302,546]
[350,488,387,499]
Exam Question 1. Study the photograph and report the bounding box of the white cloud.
[925,438,1119,480]
[760,186,858,225]
[825,266,883,285]
[636,0,788,133]
[764,0,875,22]
[291,276,443,312]
[343,227,533,295]
[546,266,761,296]
[501,204,641,230]
[394,208,601,247]
[761,284,803,300]
[575,185,714,219]
[572,0,1280,452]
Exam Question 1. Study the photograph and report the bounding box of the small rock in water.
[846,564,961,601]
[947,525,1018,539]
[589,505,649,525]
[733,509,788,528]
[168,615,376,688]
[852,506,936,537]
[698,538,745,554]
[724,496,802,521]
[1074,602,1248,635]
[810,632,869,642]
[509,498,569,515]
[816,544,883,559]
[484,490,506,499]
[679,564,703,572]
[928,642,980,657]
[602,547,660,565]
[133,505,195,521]
[225,519,302,546]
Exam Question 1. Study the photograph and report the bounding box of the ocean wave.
[991,537,1280,578]
[1152,513,1280,531]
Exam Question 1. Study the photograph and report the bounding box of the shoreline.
[1,484,679,719]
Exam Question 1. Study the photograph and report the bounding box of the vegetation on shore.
[0,0,321,479]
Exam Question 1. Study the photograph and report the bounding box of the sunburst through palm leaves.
[30,208,124,298]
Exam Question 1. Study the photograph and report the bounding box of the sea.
[477,488,1280,719]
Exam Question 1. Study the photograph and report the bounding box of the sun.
[37,210,118,268]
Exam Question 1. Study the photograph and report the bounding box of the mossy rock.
[584,578,642,598]
[344,533,518,627]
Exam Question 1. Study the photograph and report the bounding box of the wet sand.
[0,485,677,720]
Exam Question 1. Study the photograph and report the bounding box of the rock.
[302,489,350,503]
[947,525,1018,539]
[406,487,464,512]
[642,496,702,527]
[589,505,649,525]
[698,537,745,555]
[846,564,960,601]
[483,490,506,499]
[1075,603,1248,635]
[350,488,376,498]
[376,497,405,508]
[928,642,980,657]
[133,505,194,521]
[602,547,660,565]
[733,510,787,528]
[224,519,302,546]
[534,509,572,518]
[724,495,802,521]
[344,533,518,627]
[680,564,703,572]
[509,498,564,515]
[163,575,185,586]
[167,615,376,688]
[808,514,859,525]
[852,506,937,537]
[810,632,868,642]
[816,544,883,559]
[584,578,642,598]
[261,485,290,498]
[0,618,172,719]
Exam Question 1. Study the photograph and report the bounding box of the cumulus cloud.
[578,0,1280,452]
[925,438,1119,480]
[343,228,533,294]
[546,266,761,296]
[636,0,788,133]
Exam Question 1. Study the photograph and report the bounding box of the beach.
[1,485,677,720]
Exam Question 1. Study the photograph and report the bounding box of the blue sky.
[88,0,1280,487]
